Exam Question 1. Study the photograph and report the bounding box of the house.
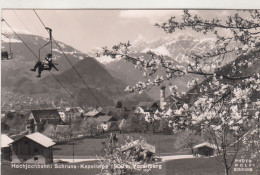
[26,109,63,133]
[136,102,159,113]
[58,110,68,123]
[95,116,117,131]
[65,108,82,121]
[194,142,217,157]
[135,102,159,122]
[11,132,55,164]
[102,107,125,115]
[58,107,83,123]
[161,102,187,119]
[1,134,14,160]
[137,85,187,122]
[86,108,106,118]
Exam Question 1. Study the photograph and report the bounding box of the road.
[53,154,195,163]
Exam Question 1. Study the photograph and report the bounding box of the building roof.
[31,109,61,123]
[95,116,116,123]
[67,108,80,113]
[1,134,14,148]
[86,108,105,117]
[86,110,99,117]
[164,95,177,102]
[136,102,157,108]
[121,140,156,153]
[56,125,70,133]
[25,132,55,148]
[194,142,217,149]
[165,103,178,111]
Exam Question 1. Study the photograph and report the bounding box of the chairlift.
[31,27,59,77]
[1,33,13,60]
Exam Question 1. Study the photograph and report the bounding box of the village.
[1,8,260,175]
[1,85,192,162]
[1,83,259,174]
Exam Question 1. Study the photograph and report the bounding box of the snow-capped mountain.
[90,34,229,99]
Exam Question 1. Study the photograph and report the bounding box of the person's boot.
[36,75,41,78]
[30,69,36,72]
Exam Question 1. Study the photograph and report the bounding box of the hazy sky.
[1,10,237,53]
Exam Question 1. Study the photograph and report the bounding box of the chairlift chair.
[1,34,13,60]
[31,27,59,77]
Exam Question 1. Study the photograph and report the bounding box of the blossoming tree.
[99,10,260,175]
[98,134,155,175]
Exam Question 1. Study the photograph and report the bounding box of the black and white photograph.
[1,2,260,175]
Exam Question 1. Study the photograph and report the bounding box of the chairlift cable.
[33,10,162,166]
[2,17,102,146]
[12,11,50,60]
[48,71,85,110]
[33,9,102,127]
[11,11,51,60]
[2,17,94,119]
[13,10,32,35]
[1,18,39,60]
[33,10,103,108]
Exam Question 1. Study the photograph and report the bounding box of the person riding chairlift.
[30,54,58,77]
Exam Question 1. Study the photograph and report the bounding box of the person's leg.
[45,63,59,71]
[37,63,44,77]
[31,61,42,71]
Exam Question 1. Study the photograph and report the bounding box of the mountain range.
[2,31,251,112]
[91,34,237,99]
[1,33,152,111]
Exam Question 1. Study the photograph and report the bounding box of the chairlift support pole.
[9,38,12,59]
[38,27,52,60]
[46,27,52,56]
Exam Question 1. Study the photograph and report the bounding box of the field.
[53,133,190,158]
[1,133,184,175]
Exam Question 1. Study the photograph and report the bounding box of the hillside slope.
[1,33,152,110]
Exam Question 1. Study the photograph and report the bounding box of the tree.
[116,101,123,108]
[130,113,148,132]
[100,10,260,175]
[3,112,27,132]
[81,117,98,136]
[175,130,203,154]
[98,134,154,175]
[43,124,56,139]
[242,110,260,171]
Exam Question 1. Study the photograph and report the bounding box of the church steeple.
[160,84,166,110]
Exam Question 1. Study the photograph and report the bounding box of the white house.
[58,110,67,123]
[95,116,117,131]
[66,108,82,121]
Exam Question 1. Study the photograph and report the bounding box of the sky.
[1,10,238,53]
